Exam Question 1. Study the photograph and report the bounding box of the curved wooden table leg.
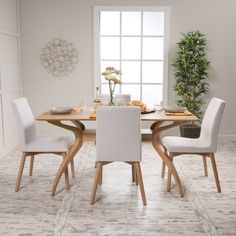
[151,121,185,197]
[48,120,85,196]
[161,161,166,178]
[70,158,76,178]
[161,147,168,178]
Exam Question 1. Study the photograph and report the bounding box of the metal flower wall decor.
[40,38,78,77]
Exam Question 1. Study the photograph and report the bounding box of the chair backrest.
[96,106,141,162]
[200,98,225,151]
[99,94,131,106]
[115,94,131,105]
[13,97,37,147]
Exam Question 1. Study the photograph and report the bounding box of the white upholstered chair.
[13,97,75,193]
[115,94,131,105]
[90,106,146,205]
[161,98,225,193]
[99,94,131,106]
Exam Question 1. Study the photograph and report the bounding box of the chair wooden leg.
[161,161,166,178]
[99,164,103,185]
[132,163,138,185]
[90,162,102,205]
[202,155,208,177]
[210,153,221,193]
[167,154,173,192]
[134,162,147,206]
[15,152,27,192]
[94,161,103,185]
[64,167,70,190]
[132,164,135,182]
[135,167,138,185]
[70,158,75,178]
[29,155,34,176]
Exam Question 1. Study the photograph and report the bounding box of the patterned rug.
[0,138,236,236]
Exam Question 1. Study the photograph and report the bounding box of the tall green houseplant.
[172,31,211,118]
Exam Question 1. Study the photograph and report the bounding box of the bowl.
[163,106,186,113]
[50,107,73,114]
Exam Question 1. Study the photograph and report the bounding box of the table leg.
[161,161,166,178]
[48,120,84,196]
[151,121,185,197]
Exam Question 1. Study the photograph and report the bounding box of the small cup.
[154,104,163,113]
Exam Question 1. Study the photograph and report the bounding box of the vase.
[108,92,115,106]
[180,124,201,138]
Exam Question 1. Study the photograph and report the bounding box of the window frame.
[93,6,170,105]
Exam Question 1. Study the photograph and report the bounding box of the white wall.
[0,0,21,157]
[20,0,236,136]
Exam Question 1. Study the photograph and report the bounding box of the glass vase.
[108,92,115,106]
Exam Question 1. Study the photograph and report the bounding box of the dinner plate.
[163,106,186,113]
[50,107,73,114]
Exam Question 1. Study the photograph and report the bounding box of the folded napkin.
[89,111,96,119]
[165,111,193,116]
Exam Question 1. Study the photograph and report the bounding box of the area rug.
[0,139,235,236]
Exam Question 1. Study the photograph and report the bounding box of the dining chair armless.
[90,106,146,205]
[13,97,75,193]
[99,94,131,106]
[115,94,131,105]
[161,98,225,194]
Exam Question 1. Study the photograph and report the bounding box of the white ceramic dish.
[50,107,73,114]
[163,106,186,113]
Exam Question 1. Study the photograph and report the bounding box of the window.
[94,6,169,105]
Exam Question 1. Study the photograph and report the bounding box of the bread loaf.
[128,100,146,113]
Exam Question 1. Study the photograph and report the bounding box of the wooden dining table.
[36,109,197,197]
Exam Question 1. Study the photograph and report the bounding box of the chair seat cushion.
[162,136,215,153]
[22,136,74,152]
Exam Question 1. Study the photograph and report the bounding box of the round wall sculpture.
[40,38,78,77]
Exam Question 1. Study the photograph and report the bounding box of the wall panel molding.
[0,0,21,157]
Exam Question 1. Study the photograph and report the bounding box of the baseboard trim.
[219,134,236,137]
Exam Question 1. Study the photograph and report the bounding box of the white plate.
[50,107,73,114]
[163,106,186,113]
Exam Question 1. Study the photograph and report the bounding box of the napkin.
[165,111,193,116]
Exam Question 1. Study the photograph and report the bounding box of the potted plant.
[172,30,211,138]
